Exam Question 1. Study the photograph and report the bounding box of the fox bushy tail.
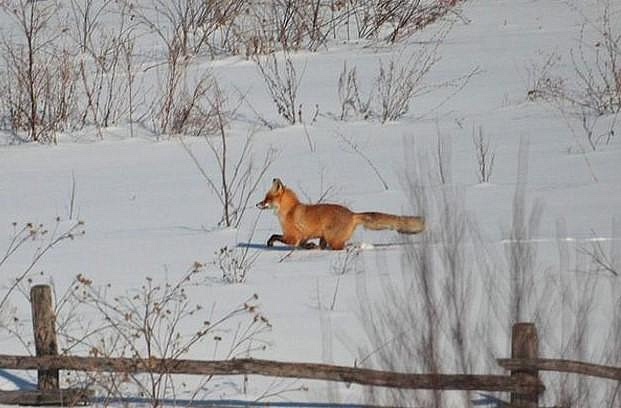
[354,212,425,234]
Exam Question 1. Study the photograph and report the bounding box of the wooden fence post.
[30,285,59,391]
[511,322,539,407]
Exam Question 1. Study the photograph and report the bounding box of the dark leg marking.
[267,234,284,247]
[319,238,328,249]
[299,239,318,250]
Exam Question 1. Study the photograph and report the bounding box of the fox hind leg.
[299,237,330,250]
[319,237,328,249]
[327,239,346,250]
[268,235,329,250]
[299,239,318,249]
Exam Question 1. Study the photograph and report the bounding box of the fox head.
[256,178,285,210]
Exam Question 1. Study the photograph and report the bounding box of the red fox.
[256,178,425,250]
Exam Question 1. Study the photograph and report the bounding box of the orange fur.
[256,179,425,250]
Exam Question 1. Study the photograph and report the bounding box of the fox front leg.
[267,234,284,247]
[268,234,319,249]
[267,234,301,247]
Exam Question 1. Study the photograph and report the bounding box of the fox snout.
[257,178,284,210]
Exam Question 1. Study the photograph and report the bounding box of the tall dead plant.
[472,124,495,183]
[358,139,481,407]
[181,83,276,228]
[505,139,543,324]
[337,61,373,120]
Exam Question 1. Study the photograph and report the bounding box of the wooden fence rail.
[0,354,543,394]
[0,285,618,407]
[497,358,621,381]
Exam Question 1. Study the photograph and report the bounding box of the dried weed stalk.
[181,83,276,228]
[58,267,270,406]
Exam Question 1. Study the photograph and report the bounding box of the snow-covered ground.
[0,0,620,406]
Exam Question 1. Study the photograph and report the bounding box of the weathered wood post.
[30,285,59,391]
[510,322,539,407]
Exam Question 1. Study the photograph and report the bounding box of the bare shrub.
[168,73,214,135]
[527,52,617,153]
[68,0,136,135]
[357,234,441,407]
[526,51,564,103]
[375,49,439,122]
[357,141,480,407]
[199,1,249,56]
[255,53,305,125]
[239,6,279,58]
[337,62,372,120]
[242,0,349,54]
[182,0,246,57]
[602,251,621,406]
[119,1,220,136]
[338,31,478,123]
[358,195,477,406]
[576,219,620,407]
[181,83,276,228]
[472,124,495,183]
[552,221,598,406]
[528,0,621,115]
[569,5,621,116]
[150,52,213,136]
[254,1,310,52]
[0,219,85,314]
[0,0,79,143]
[528,0,620,151]
[0,219,85,351]
[340,0,465,44]
[579,226,619,278]
[377,47,480,122]
[67,0,113,55]
[127,0,245,58]
[360,138,619,406]
[57,268,270,406]
[213,214,262,284]
[538,219,621,408]
[238,0,466,56]
[213,245,259,284]
[505,139,543,325]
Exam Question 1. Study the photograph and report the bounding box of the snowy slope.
[0,0,620,406]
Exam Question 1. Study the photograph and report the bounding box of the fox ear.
[272,178,284,191]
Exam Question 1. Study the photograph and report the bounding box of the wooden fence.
[0,285,619,407]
